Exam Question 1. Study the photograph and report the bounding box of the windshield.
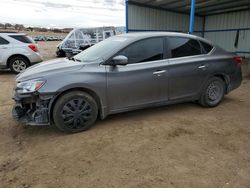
[74,36,127,62]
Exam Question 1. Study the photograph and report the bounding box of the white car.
[0,33,43,73]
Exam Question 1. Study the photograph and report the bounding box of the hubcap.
[12,60,26,72]
[61,98,92,129]
[207,82,222,101]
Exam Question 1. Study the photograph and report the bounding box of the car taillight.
[28,44,38,52]
[233,56,243,65]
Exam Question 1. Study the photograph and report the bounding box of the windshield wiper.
[68,57,81,62]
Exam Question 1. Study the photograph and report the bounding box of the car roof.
[117,32,213,45]
[0,32,26,36]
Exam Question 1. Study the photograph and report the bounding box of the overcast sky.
[0,0,125,28]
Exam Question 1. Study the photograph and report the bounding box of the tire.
[56,49,65,57]
[53,91,98,133]
[65,51,73,58]
[199,77,225,107]
[9,56,29,74]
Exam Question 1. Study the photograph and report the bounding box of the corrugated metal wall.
[204,10,250,57]
[127,4,204,33]
[127,4,250,57]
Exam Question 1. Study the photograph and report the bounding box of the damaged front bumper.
[12,92,52,126]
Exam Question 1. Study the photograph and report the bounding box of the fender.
[198,72,230,97]
[46,83,108,124]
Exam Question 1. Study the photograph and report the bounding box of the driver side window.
[118,37,164,64]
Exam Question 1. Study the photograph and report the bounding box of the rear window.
[168,37,202,58]
[0,36,9,45]
[200,41,213,53]
[9,35,32,43]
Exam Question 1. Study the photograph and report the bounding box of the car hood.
[16,58,84,82]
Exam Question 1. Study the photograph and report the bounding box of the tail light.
[28,44,38,52]
[233,56,243,65]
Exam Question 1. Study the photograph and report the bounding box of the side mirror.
[111,55,128,66]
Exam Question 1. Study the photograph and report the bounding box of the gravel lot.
[0,42,250,188]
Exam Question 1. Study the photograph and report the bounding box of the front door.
[106,37,168,112]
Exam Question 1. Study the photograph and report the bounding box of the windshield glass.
[74,36,127,62]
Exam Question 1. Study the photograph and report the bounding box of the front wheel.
[199,77,225,107]
[53,91,98,133]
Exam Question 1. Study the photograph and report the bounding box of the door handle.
[153,70,166,76]
[198,65,207,70]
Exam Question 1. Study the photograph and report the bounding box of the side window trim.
[198,40,206,54]
[165,37,172,59]
[197,40,203,54]
[110,37,165,65]
[163,37,168,60]
[199,40,214,54]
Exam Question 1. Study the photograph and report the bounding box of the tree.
[14,24,19,30]
[14,24,25,31]
[19,24,25,31]
[4,23,12,29]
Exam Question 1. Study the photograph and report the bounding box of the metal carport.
[125,0,250,57]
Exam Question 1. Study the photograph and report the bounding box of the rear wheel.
[9,56,29,74]
[199,77,225,107]
[53,91,98,133]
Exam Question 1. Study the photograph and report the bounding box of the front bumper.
[12,92,51,126]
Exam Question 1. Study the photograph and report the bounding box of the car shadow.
[222,95,242,104]
[13,102,197,137]
[0,69,14,75]
[13,96,236,137]
[10,123,64,138]
[97,102,198,124]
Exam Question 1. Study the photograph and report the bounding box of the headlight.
[16,79,46,94]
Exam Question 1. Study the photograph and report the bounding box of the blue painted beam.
[189,0,196,33]
[125,0,128,33]
[195,27,250,33]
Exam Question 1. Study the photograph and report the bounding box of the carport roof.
[128,0,250,16]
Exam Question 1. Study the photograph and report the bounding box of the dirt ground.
[37,41,60,61]
[0,42,250,188]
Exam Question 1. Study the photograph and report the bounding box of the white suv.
[0,32,43,73]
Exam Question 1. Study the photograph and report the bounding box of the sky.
[0,0,125,28]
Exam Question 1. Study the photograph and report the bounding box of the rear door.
[166,37,210,100]
[106,37,168,112]
[0,36,10,65]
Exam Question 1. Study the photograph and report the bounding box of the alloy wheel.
[12,60,27,73]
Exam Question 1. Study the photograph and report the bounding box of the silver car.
[12,32,242,133]
[0,33,43,73]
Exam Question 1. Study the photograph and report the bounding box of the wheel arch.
[48,87,104,124]
[212,73,230,93]
[199,73,230,99]
[7,54,31,68]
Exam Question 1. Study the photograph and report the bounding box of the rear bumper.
[27,52,43,65]
[227,66,242,93]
